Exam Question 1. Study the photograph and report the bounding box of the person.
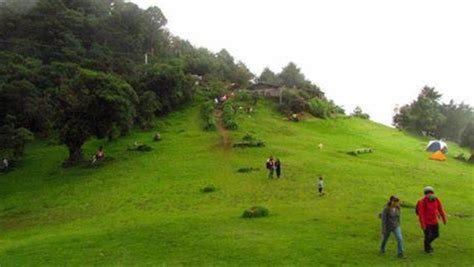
[416,186,447,253]
[317,176,324,195]
[380,195,405,258]
[274,159,281,178]
[2,158,9,172]
[266,156,274,178]
[92,146,105,164]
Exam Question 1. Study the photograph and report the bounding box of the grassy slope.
[0,100,473,266]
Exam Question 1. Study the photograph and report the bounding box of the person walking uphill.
[380,196,405,258]
[274,159,281,178]
[416,186,447,253]
[266,156,274,178]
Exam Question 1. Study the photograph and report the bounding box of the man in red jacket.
[416,186,447,253]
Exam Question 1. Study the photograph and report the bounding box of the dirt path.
[215,108,231,150]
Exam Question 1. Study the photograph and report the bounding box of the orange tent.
[429,151,446,161]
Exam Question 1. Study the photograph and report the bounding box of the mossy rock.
[201,184,216,193]
[242,206,269,218]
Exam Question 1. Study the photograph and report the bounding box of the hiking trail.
[215,107,231,149]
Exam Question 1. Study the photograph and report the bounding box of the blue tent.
[426,140,448,153]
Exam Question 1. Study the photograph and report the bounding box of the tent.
[429,151,446,161]
[426,140,448,153]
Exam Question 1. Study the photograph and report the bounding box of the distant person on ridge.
[317,176,324,196]
[380,195,405,258]
[274,158,281,178]
[416,186,447,253]
[266,156,274,178]
[92,146,105,164]
[2,158,9,172]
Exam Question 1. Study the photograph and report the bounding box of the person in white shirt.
[317,176,324,196]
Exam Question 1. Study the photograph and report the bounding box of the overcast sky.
[131,0,473,126]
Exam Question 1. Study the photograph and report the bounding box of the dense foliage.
[0,0,254,163]
[393,86,473,145]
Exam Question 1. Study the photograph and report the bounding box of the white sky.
[131,0,473,126]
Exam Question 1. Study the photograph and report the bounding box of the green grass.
[0,100,473,266]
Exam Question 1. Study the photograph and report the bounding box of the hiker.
[266,156,274,178]
[317,176,324,195]
[92,146,105,164]
[274,158,281,178]
[154,132,161,141]
[380,195,405,258]
[2,158,9,172]
[416,186,447,253]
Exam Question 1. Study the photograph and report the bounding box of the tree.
[258,67,281,86]
[351,106,370,119]
[460,121,474,162]
[56,69,137,163]
[0,115,34,158]
[137,91,160,129]
[279,62,306,88]
[437,101,473,142]
[393,86,445,136]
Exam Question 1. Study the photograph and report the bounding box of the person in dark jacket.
[416,186,447,253]
[274,158,281,178]
[266,156,274,178]
[380,195,405,258]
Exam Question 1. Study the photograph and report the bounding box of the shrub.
[278,90,307,114]
[233,134,265,148]
[351,106,370,119]
[308,98,332,118]
[128,143,153,152]
[242,206,269,218]
[347,148,373,156]
[223,100,238,130]
[201,184,216,193]
[201,101,217,131]
[237,167,259,173]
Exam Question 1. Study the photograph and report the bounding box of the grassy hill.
[0,100,473,266]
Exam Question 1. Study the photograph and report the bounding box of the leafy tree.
[437,101,473,142]
[460,121,474,162]
[137,90,160,129]
[0,115,34,158]
[258,67,282,86]
[393,86,445,136]
[351,106,370,119]
[138,61,193,114]
[56,69,137,163]
[279,62,306,88]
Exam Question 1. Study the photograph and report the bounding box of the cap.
[424,186,434,194]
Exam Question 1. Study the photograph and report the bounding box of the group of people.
[265,156,326,196]
[380,186,447,258]
[265,156,281,178]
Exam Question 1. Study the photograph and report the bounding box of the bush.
[223,100,238,130]
[201,101,217,131]
[278,90,307,114]
[128,143,153,152]
[308,98,332,118]
[237,167,259,173]
[347,148,373,156]
[233,134,265,148]
[201,184,216,193]
[242,206,269,218]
